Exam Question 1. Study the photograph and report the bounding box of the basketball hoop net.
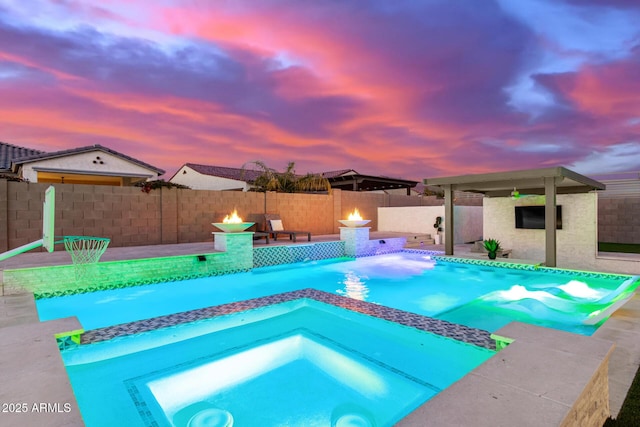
[63,236,110,281]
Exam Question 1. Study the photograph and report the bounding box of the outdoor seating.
[247,222,270,244]
[264,214,311,242]
[241,215,271,244]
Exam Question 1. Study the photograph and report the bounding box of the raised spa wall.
[2,229,405,297]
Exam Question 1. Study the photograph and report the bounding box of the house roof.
[182,163,264,182]
[11,144,165,176]
[0,141,46,172]
[321,169,357,179]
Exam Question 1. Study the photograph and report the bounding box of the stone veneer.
[340,226,407,257]
[2,233,255,297]
[2,228,412,297]
[560,354,611,427]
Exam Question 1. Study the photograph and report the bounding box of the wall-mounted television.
[515,206,562,230]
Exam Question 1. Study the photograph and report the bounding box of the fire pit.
[338,208,371,227]
[212,210,254,232]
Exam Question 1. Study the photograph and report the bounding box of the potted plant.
[433,216,443,244]
[483,239,501,260]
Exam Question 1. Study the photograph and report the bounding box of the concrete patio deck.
[1,236,639,426]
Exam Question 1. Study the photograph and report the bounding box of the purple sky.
[1,0,639,181]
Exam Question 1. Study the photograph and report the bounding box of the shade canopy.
[423,167,605,267]
[327,173,417,194]
[424,166,605,197]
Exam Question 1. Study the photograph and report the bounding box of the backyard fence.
[1,179,634,253]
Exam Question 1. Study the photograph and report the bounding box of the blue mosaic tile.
[432,256,634,281]
[56,336,78,350]
[253,241,345,267]
[80,288,496,351]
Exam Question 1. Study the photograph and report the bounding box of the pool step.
[404,234,435,248]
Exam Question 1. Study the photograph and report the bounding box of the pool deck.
[1,236,639,425]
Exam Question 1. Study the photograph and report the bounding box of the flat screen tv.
[515,206,562,230]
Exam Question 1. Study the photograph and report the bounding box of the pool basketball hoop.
[0,185,110,271]
[63,236,110,281]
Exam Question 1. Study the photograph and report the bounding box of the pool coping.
[398,321,616,426]
[0,308,85,426]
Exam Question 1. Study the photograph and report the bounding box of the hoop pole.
[0,239,43,262]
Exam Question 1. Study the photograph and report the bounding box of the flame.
[223,209,243,223]
[348,208,363,221]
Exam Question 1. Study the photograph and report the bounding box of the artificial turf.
[597,241,639,426]
[598,242,640,254]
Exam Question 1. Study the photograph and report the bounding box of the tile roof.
[185,163,264,182]
[11,144,165,175]
[0,141,46,172]
[321,169,356,178]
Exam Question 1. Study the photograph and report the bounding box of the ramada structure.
[425,166,606,268]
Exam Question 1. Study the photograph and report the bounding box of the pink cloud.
[0,1,638,180]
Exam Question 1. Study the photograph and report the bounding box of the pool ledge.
[398,321,615,427]
[0,313,84,426]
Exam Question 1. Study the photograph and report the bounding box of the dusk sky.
[1,0,639,181]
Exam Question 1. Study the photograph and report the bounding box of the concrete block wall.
[175,189,264,243]
[266,192,335,235]
[0,181,7,254]
[598,198,640,244]
[3,180,638,254]
[340,191,387,232]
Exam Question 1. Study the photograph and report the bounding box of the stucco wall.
[377,206,483,244]
[483,193,599,269]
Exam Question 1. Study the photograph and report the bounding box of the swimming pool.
[38,251,638,426]
[38,252,639,335]
[62,299,495,426]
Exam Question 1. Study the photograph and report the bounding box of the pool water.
[38,252,639,335]
[62,299,494,426]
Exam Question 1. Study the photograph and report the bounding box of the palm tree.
[296,172,332,193]
[241,161,331,193]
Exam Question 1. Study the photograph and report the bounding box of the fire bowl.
[338,220,371,227]
[212,222,255,233]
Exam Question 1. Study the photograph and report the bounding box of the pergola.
[327,173,418,194]
[423,166,606,267]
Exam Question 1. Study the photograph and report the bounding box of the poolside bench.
[264,214,312,242]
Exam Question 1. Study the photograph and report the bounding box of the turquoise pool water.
[38,252,639,335]
[62,299,495,426]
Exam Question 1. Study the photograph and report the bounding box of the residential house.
[1,141,164,185]
[169,163,263,191]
